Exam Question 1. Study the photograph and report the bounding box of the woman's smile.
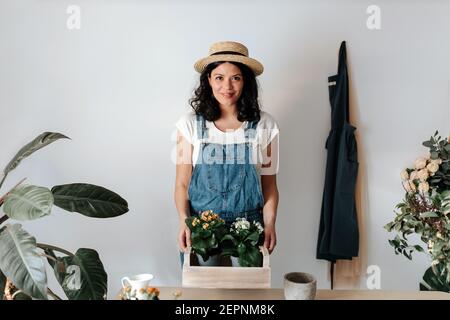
[221,92,235,98]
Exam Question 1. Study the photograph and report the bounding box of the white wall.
[1,0,449,299]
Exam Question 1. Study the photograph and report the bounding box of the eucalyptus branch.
[36,243,74,257]
[47,288,62,300]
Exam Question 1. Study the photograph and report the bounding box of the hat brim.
[194,54,264,76]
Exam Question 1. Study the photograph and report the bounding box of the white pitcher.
[121,273,154,300]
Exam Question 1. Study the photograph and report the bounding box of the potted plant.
[220,217,264,267]
[185,210,227,266]
[0,132,129,300]
[385,131,450,292]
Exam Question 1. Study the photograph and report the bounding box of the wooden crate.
[182,246,271,289]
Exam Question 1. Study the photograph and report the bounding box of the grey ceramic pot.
[284,272,317,300]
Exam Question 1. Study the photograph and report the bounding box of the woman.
[174,41,280,257]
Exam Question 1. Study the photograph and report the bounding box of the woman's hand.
[263,223,277,254]
[178,222,191,252]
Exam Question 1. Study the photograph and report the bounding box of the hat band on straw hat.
[211,51,246,56]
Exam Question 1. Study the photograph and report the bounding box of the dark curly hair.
[189,61,261,123]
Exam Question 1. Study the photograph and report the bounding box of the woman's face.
[208,62,244,108]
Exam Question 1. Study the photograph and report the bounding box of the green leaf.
[430,151,439,160]
[384,222,393,231]
[239,246,262,267]
[2,132,69,187]
[441,190,450,199]
[237,243,246,256]
[214,224,228,241]
[52,183,128,218]
[221,234,238,246]
[53,248,107,300]
[402,249,412,260]
[0,268,6,300]
[445,144,450,152]
[420,265,450,292]
[245,232,260,246]
[420,211,439,218]
[422,140,433,148]
[12,292,32,300]
[3,184,53,221]
[0,224,47,299]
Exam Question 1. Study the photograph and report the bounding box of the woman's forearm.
[262,182,279,226]
[174,186,191,222]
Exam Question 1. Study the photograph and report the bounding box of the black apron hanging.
[316,41,359,288]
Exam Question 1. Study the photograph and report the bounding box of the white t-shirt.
[175,110,279,175]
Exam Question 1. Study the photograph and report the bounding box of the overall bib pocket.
[206,164,245,193]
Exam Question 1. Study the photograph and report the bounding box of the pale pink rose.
[410,171,419,181]
[417,169,429,182]
[403,180,416,193]
[414,158,427,169]
[400,170,409,181]
[430,158,442,165]
[427,162,439,174]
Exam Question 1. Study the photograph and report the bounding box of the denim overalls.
[188,114,264,225]
[179,115,265,266]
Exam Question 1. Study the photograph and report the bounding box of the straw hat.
[194,41,264,76]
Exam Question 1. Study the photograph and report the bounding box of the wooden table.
[152,287,450,300]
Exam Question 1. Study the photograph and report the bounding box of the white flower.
[418,181,429,193]
[403,180,416,193]
[234,218,250,231]
[428,240,434,249]
[252,221,264,234]
[436,232,445,240]
[400,170,409,181]
[426,162,439,174]
[414,157,427,170]
[417,169,429,182]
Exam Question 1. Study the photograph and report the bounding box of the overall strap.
[244,119,258,140]
[195,114,209,140]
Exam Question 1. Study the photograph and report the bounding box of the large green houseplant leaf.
[3,184,53,221]
[420,264,450,292]
[53,248,107,300]
[0,268,6,300]
[1,132,68,188]
[0,224,47,299]
[52,183,128,218]
[0,131,129,299]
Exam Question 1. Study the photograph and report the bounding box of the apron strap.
[337,41,347,73]
[337,41,350,124]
